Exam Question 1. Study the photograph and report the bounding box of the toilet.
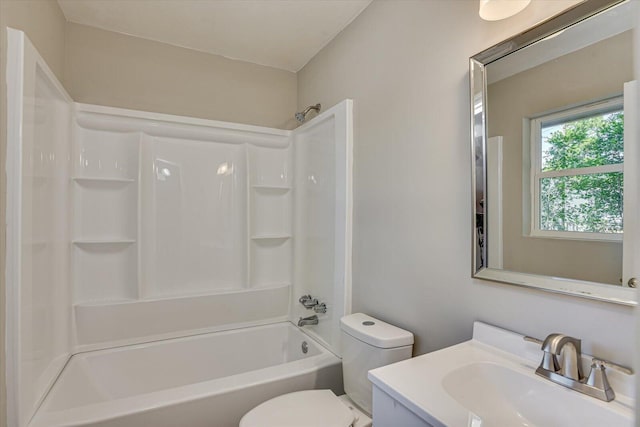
[240,313,414,427]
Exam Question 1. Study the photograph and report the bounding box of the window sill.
[527,230,622,242]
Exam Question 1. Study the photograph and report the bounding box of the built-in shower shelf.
[251,234,291,240]
[73,239,136,245]
[252,185,291,191]
[73,176,136,183]
[251,282,292,290]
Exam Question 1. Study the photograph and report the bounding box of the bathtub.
[30,322,343,427]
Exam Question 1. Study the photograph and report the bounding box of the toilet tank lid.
[340,313,414,349]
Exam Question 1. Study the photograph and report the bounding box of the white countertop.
[368,322,634,427]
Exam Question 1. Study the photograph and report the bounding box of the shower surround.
[6,29,352,427]
[72,103,295,350]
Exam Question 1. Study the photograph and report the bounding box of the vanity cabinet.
[372,387,433,427]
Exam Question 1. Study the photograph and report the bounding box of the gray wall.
[64,23,298,130]
[297,0,635,365]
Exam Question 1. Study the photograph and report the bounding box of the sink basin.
[368,322,634,427]
[442,362,630,426]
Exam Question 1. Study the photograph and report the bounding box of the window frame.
[526,95,624,242]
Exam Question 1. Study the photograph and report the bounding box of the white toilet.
[240,313,414,427]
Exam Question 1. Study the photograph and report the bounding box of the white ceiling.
[57,0,372,72]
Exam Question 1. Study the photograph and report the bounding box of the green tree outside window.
[539,111,623,233]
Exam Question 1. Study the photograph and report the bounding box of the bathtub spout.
[298,315,319,327]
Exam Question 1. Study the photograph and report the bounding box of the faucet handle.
[586,359,615,401]
[523,335,543,345]
[313,302,327,313]
[299,295,319,309]
[302,298,318,309]
[590,358,633,375]
[583,358,632,403]
[299,295,312,303]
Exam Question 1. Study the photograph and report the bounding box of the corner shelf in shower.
[251,234,291,240]
[252,185,291,191]
[250,282,292,290]
[71,127,141,305]
[73,239,136,245]
[73,240,138,303]
[73,176,136,183]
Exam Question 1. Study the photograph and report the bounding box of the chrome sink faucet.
[540,333,583,381]
[525,334,633,402]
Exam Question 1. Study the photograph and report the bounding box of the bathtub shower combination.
[31,324,343,427]
[5,29,353,427]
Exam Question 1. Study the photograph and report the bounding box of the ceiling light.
[479,0,532,21]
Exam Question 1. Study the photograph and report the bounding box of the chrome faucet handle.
[302,298,318,309]
[585,358,633,402]
[586,359,615,401]
[590,358,633,375]
[299,295,312,303]
[313,302,327,313]
[299,295,318,309]
[523,336,543,345]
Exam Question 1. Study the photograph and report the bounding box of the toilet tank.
[340,313,413,415]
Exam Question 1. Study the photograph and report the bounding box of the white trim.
[73,106,290,149]
[530,95,623,125]
[75,103,291,137]
[5,28,74,427]
[527,95,624,240]
[289,99,353,356]
[529,229,622,242]
[623,81,639,288]
[475,268,636,306]
[537,163,623,179]
[5,27,26,427]
[522,118,532,236]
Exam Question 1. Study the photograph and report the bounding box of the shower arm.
[300,104,321,116]
[295,103,321,123]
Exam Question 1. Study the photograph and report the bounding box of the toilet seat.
[239,390,355,427]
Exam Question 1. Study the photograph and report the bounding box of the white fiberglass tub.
[30,322,343,427]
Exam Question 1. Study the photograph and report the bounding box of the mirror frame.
[470,0,636,306]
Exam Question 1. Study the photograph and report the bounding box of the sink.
[368,322,634,427]
[442,362,630,426]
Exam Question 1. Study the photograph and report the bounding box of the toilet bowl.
[239,390,370,427]
[239,313,414,427]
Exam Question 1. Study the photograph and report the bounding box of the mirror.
[471,0,637,305]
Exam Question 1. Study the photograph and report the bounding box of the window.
[528,97,623,241]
